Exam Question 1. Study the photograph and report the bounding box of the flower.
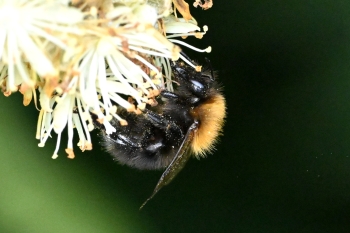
[0,0,83,92]
[193,0,213,10]
[0,0,213,159]
[163,15,211,68]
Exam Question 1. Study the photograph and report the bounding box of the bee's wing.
[140,121,199,209]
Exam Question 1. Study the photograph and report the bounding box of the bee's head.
[171,59,216,100]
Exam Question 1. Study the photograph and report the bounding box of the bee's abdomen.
[101,112,184,170]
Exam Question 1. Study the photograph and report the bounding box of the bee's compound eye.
[189,79,206,97]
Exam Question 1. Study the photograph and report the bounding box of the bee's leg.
[144,109,184,138]
[107,130,142,148]
[144,109,169,129]
[161,90,195,105]
[115,134,141,148]
[161,89,200,106]
[160,90,179,100]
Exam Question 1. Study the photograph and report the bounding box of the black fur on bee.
[95,56,226,208]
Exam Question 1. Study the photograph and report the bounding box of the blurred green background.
[2,1,350,232]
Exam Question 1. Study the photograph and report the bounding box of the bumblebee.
[99,56,226,208]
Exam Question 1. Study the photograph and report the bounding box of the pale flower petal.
[0,0,214,158]
[133,4,158,25]
[52,95,73,134]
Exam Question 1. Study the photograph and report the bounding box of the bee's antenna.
[205,57,215,81]
[180,51,192,62]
